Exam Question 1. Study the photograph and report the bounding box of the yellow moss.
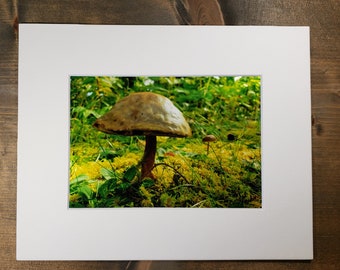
[71,145,99,160]
[70,152,141,181]
[157,136,169,143]
[70,160,112,180]
[107,140,124,149]
[183,142,206,155]
[69,194,80,202]
[153,166,173,188]
[140,186,152,198]
[153,154,192,187]
[237,148,255,161]
[111,152,140,174]
[141,199,154,207]
[88,181,100,192]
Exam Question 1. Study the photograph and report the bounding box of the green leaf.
[70,175,90,194]
[119,182,131,191]
[78,185,94,200]
[141,179,155,188]
[70,174,89,185]
[98,179,115,198]
[123,166,137,182]
[100,167,116,180]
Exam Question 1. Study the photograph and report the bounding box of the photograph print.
[69,76,261,208]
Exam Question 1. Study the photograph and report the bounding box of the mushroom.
[93,92,192,179]
[202,134,217,155]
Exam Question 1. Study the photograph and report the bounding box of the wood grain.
[1,0,339,269]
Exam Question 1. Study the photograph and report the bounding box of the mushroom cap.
[93,92,192,137]
[202,134,217,142]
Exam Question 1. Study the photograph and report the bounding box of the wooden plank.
[0,0,339,269]
[17,0,178,25]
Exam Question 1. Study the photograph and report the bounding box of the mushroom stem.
[141,135,157,179]
[202,135,217,155]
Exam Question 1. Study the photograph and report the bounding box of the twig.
[152,162,190,183]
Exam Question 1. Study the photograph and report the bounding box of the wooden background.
[0,0,339,269]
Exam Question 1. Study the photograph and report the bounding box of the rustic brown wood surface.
[0,0,339,269]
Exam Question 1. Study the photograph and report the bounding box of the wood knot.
[174,0,225,25]
[13,16,19,35]
[312,114,324,136]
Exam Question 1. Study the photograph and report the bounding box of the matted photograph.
[69,76,261,208]
[17,25,312,260]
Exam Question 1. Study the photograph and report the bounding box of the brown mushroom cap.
[202,134,217,142]
[93,92,192,137]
